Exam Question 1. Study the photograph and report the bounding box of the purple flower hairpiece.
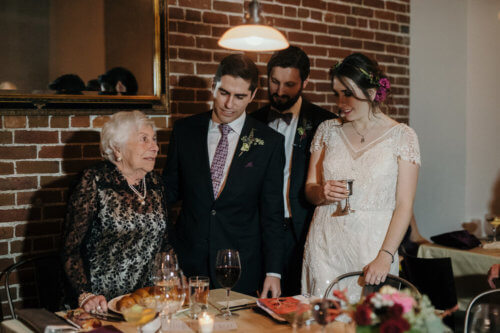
[374,77,390,103]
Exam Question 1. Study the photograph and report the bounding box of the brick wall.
[0,0,410,317]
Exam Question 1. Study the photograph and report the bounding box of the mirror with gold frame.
[0,0,168,114]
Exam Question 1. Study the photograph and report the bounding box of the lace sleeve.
[310,120,329,153]
[61,168,98,294]
[395,125,421,165]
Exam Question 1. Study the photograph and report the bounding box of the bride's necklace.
[351,120,376,143]
[128,177,146,205]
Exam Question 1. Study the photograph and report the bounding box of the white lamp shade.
[218,24,289,52]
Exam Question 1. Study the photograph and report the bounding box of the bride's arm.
[364,158,420,285]
[305,148,348,206]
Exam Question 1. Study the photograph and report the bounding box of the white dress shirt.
[268,96,302,218]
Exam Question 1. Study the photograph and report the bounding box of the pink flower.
[382,293,415,314]
[374,77,391,102]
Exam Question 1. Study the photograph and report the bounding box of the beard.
[268,86,303,112]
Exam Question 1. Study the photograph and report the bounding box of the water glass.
[189,276,210,319]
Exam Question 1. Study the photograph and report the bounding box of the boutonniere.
[297,119,313,141]
[239,128,264,156]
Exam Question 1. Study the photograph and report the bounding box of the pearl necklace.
[351,121,376,143]
[128,178,146,205]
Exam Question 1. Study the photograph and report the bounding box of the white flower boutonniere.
[239,128,264,156]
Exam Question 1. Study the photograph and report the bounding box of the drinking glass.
[471,304,500,333]
[153,250,179,281]
[189,276,210,319]
[486,216,500,242]
[342,179,355,214]
[311,299,340,333]
[215,249,241,319]
[155,268,186,330]
[122,297,159,333]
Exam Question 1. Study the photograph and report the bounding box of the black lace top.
[62,161,168,301]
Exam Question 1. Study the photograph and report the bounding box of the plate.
[108,294,129,314]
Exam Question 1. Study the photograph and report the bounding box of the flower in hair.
[374,77,390,103]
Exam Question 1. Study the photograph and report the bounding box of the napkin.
[430,230,481,249]
[483,241,500,249]
[17,308,69,333]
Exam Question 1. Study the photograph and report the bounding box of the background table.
[417,243,500,309]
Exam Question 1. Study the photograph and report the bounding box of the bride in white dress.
[301,53,420,298]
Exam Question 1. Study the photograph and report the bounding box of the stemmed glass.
[154,249,179,276]
[486,215,500,242]
[311,299,340,333]
[122,295,159,333]
[155,268,186,330]
[342,179,355,214]
[215,249,241,319]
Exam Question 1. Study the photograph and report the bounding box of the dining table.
[1,289,354,333]
[417,242,500,310]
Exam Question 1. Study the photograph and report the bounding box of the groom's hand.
[260,276,281,298]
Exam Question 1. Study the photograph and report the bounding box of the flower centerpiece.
[334,286,447,333]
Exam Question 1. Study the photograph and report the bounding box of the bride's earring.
[116,156,122,162]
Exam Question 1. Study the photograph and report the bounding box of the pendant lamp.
[218,0,289,52]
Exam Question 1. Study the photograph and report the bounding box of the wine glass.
[471,304,500,333]
[215,249,241,319]
[122,297,159,333]
[311,299,340,333]
[155,268,186,330]
[486,215,500,242]
[342,179,355,214]
[153,249,179,279]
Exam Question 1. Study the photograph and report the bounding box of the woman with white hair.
[61,110,168,313]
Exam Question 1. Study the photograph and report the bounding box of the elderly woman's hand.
[322,180,349,203]
[487,264,499,289]
[79,293,108,313]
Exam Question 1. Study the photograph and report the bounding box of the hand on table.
[260,276,281,298]
[81,294,108,313]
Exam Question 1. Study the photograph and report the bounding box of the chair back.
[2,253,62,320]
[463,288,500,333]
[401,255,457,311]
[323,271,420,302]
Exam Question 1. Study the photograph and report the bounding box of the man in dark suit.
[164,54,286,297]
[251,46,337,296]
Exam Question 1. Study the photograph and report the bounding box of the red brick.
[211,26,227,38]
[273,17,301,30]
[50,116,68,128]
[340,38,362,49]
[0,177,37,191]
[196,90,213,102]
[82,145,101,158]
[364,41,385,52]
[16,161,59,174]
[363,0,385,9]
[178,48,212,62]
[17,190,62,206]
[14,131,58,144]
[172,89,195,101]
[0,131,12,144]
[0,209,40,223]
[0,162,14,175]
[284,6,297,17]
[213,1,243,13]
[28,116,49,128]
[315,35,340,46]
[327,3,351,14]
[302,21,327,33]
[169,7,184,20]
[353,29,374,39]
[276,0,300,5]
[375,10,395,21]
[375,32,396,43]
[151,117,167,129]
[301,45,328,57]
[177,102,210,114]
[196,37,219,50]
[352,6,373,17]
[178,0,210,9]
[196,64,219,75]
[358,18,368,28]
[0,193,15,206]
[170,61,195,74]
[386,1,407,13]
[178,22,211,35]
[0,242,8,255]
[60,131,100,144]
[62,159,100,174]
[396,14,410,24]
[0,258,15,272]
[311,10,322,21]
[261,3,283,15]
[178,76,210,89]
[202,12,228,24]
[92,116,110,128]
[170,34,196,47]
[40,175,75,188]
[302,0,326,10]
[329,26,351,37]
[4,116,26,128]
[71,116,90,128]
[298,8,309,18]
[156,129,172,143]
[10,240,26,254]
[185,9,201,22]
[228,15,243,26]
[0,226,13,239]
[39,145,82,159]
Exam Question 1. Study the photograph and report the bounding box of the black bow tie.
[268,109,293,125]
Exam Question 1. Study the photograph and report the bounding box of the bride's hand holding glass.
[322,180,349,203]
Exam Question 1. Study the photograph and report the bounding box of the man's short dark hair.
[214,54,259,92]
[267,46,310,82]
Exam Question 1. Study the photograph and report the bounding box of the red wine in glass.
[312,299,340,332]
[215,249,241,319]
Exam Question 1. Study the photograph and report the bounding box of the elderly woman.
[62,110,168,312]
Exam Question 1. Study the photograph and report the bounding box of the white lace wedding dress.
[301,120,420,299]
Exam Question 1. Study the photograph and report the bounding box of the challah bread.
[116,286,156,311]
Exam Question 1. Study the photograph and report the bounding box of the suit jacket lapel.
[195,112,216,201]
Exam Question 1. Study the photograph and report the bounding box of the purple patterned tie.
[210,124,231,198]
